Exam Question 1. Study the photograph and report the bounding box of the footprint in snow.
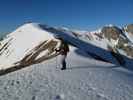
[54,94,65,100]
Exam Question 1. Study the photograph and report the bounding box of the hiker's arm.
[55,48,61,52]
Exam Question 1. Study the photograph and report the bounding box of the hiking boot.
[61,67,66,70]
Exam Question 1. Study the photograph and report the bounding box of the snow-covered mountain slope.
[69,25,133,66]
[0,47,133,100]
[0,22,133,71]
[37,24,133,67]
[0,23,61,69]
[0,22,133,100]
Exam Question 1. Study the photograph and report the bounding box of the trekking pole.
[56,56,58,68]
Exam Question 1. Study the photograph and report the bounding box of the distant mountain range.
[0,22,133,71]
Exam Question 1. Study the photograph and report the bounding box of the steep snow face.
[82,29,108,50]
[0,23,61,69]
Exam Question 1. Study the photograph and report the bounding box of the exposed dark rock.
[125,24,133,34]
[101,26,122,41]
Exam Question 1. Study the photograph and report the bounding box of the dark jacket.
[56,41,69,55]
[60,42,69,55]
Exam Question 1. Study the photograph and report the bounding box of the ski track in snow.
[0,47,133,100]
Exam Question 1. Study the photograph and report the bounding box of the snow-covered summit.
[0,23,61,69]
[0,22,133,71]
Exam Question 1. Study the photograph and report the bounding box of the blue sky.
[0,0,133,34]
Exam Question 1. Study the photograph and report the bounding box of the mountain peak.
[0,22,133,70]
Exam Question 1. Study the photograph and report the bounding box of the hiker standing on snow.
[55,38,69,70]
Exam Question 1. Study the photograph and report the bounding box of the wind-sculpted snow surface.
[0,47,133,100]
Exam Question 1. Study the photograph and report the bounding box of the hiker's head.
[56,37,63,41]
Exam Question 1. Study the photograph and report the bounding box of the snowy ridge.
[0,23,61,69]
[0,22,133,70]
[0,22,133,100]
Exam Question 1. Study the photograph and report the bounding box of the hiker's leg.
[58,55,64,68]
[62,59,66,69]
[61,55,66,70]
